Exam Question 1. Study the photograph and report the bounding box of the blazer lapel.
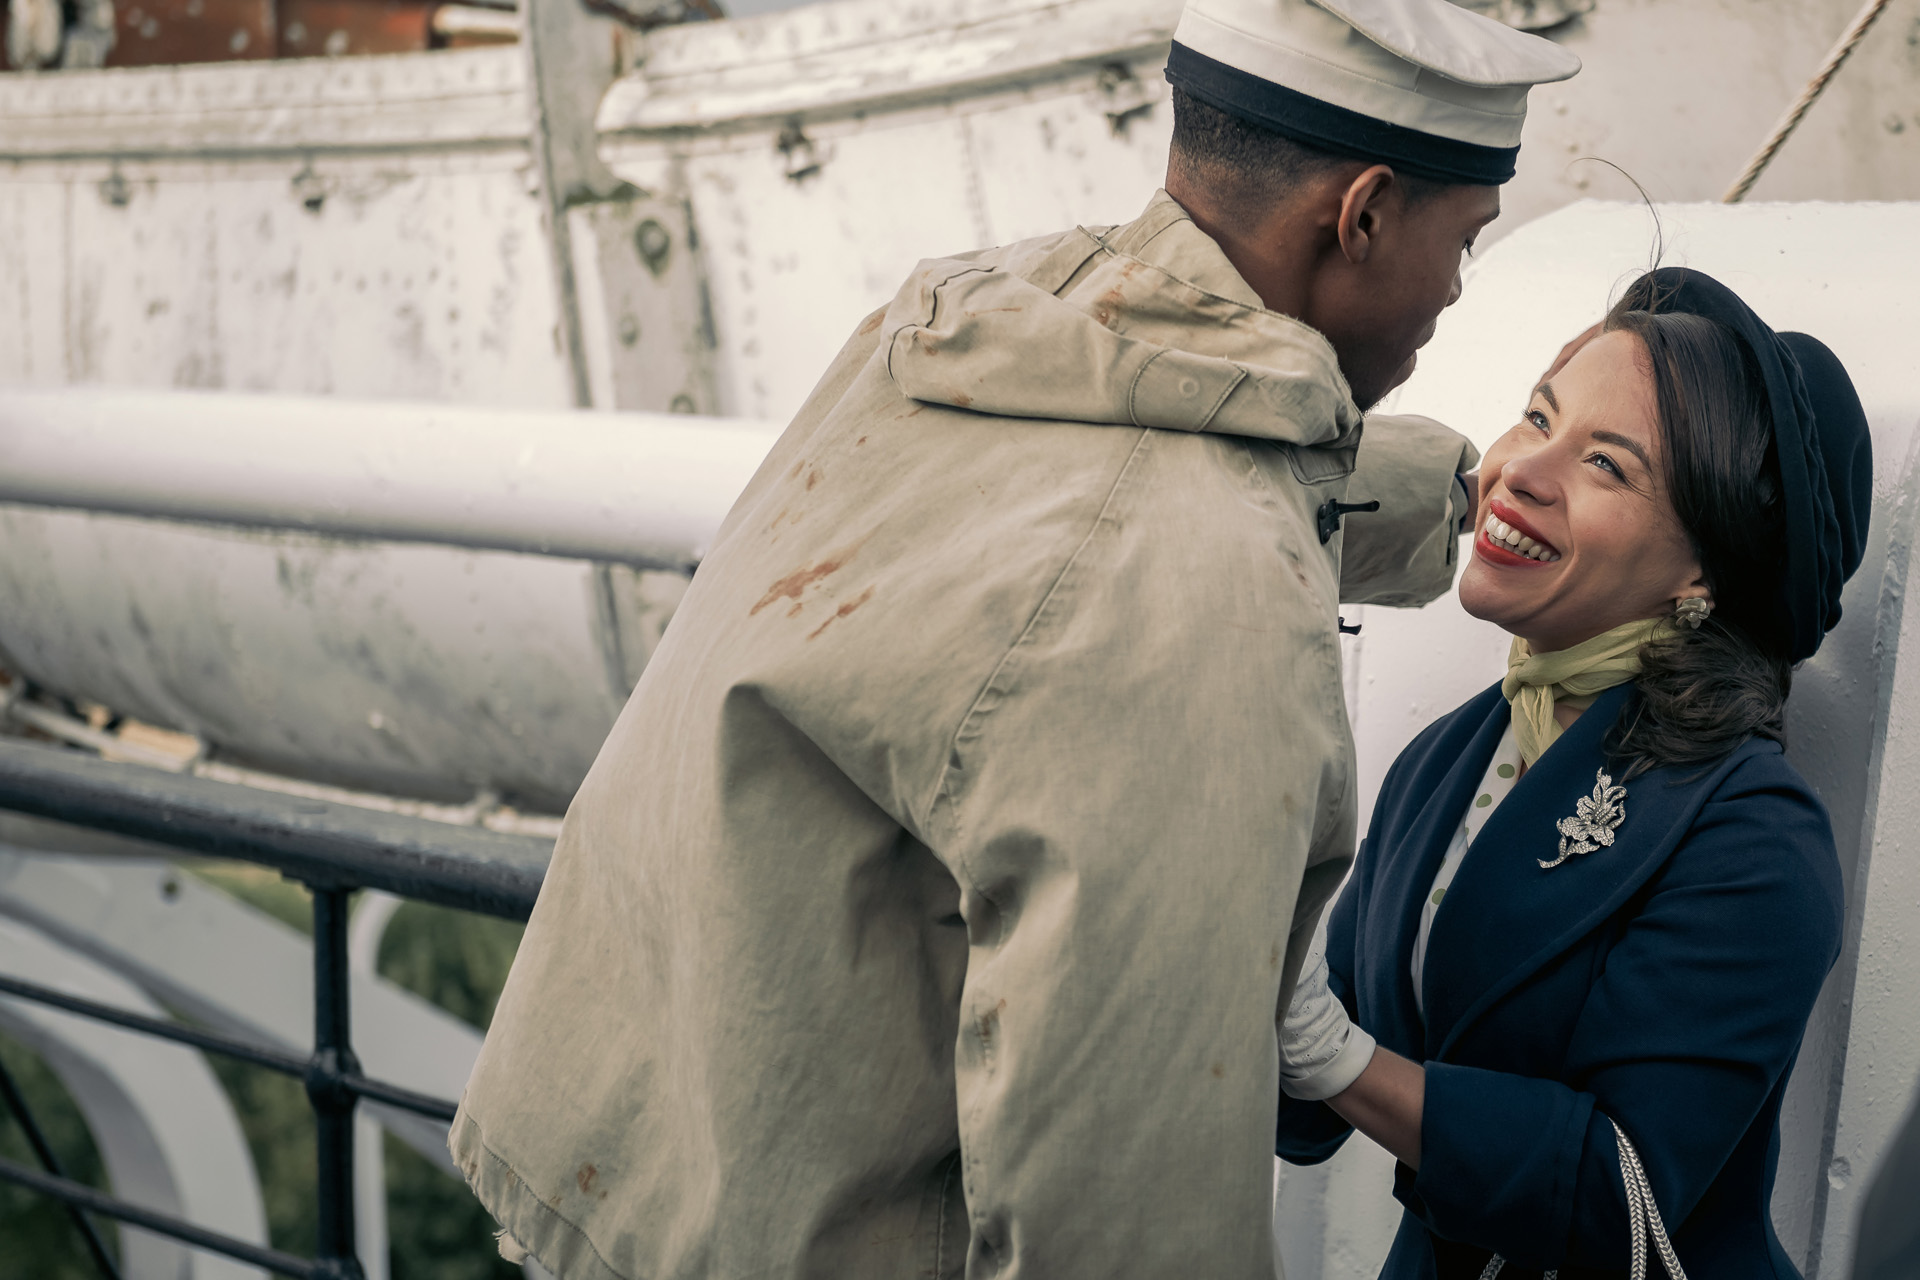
[1422,685,1721,1060]
[1352,684,1509,1057]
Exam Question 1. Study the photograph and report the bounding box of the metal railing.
[0,736,553,1280]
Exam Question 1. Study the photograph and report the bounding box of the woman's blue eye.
[1589,453,1622,478]
[1526,409,1549,431]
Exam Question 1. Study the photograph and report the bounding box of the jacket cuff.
[1282,1024,1377,1101]
[1413,1062,1591,1270]
[1337,414,1482,608]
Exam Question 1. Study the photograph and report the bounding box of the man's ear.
[1334,164,1399,266]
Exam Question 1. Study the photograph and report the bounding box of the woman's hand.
[1278,951,1377,1101]
[1279,951,1426,1169]
[1324,1046,1426,1171]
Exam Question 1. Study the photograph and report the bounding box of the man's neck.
[1164,181,1319,319]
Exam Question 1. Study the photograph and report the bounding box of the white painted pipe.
[0,389,783,570]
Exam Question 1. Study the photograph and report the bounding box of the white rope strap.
[1721,0,1895,203]
[1475,1119,1686,1280]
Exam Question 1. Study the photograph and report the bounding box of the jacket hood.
[879,191,1362,449]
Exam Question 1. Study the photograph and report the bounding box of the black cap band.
[1164,42,1519,185]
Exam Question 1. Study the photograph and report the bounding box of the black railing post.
[307,886,366,1280]
[0,738,551,1275]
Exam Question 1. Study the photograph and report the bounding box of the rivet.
[776,121,824,183]
[98,170,132,208]
[634,219,672,277]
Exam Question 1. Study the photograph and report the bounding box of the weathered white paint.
[0,513,685,808]
[598,0,1176,133]
[1812,456,1920,1279]
[0,388,779,567]
[2,0,1917,420]
[0,47,526,161]
[591,0,1920,426]
[0,47,569,409]
[0,390,772,805]
[1285,199,1920,1280]
[598,4,1175,421]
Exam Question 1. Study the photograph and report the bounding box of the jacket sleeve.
[1339,414,1478,608]
[922,446,1357,1278]
[1406,756,1845,1272]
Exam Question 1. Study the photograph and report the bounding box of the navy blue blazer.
[1276,682,1844,1280]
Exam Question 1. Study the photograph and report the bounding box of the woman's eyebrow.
[1534,382,1559,412]
[1590,428,1653,472]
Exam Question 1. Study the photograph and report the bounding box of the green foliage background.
[0,861,527,1279]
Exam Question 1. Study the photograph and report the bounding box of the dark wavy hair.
[1600,275,1794,779]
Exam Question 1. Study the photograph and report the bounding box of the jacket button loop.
[1316,498,1380,544]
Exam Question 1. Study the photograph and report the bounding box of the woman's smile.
[1474,499,1562,565]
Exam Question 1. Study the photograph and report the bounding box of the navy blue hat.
[1641,268,1873,663]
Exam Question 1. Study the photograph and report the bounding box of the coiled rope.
[1477,1119,1688,1280]
[1722,0,1897,203]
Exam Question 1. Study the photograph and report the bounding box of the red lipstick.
[1475,499,1562,568]
[1488,500,1555,550]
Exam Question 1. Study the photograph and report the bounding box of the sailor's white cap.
[1166,0,1581,184]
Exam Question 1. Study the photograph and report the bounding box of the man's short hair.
[1168,87,1446,214]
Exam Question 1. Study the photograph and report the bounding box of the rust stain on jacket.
[751,543,864,617]
[806,586,876,641]
[977,997,1007,1045]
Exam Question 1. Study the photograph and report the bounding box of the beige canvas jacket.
[452,191,1477,1280]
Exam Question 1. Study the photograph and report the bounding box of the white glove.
[1277,948,1376,1101]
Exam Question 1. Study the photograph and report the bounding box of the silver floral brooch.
[1542,769,1628,869]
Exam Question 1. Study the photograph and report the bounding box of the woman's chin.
[1457,568,1528,633]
